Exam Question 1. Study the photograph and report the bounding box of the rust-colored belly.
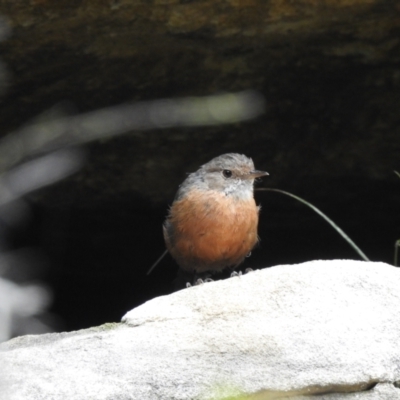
[164,189,259,273]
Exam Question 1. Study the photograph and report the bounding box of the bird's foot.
[195,278,214,285]
[186,277,214,287]
[230,268,253,278]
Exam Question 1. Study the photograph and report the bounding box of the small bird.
[162,153,268,283]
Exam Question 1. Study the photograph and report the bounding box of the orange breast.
[164,189,259,272]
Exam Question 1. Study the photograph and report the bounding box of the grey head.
[175,153,268,201]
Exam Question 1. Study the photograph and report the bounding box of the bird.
[160,153,268,284]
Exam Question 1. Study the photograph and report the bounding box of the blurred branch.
[0,91,265,172]
[0,278,51,341]
[0,149,84,207]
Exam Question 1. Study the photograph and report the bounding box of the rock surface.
[2,260,400,400]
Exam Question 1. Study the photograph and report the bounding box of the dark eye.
[222,169,232,178]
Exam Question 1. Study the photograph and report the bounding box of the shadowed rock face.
[0,2,399,334]
[2,261,400,400]
[0,1,399,205]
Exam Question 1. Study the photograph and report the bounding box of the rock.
[2,260,400,399]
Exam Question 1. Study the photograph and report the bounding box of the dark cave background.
[0,0,399,335]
